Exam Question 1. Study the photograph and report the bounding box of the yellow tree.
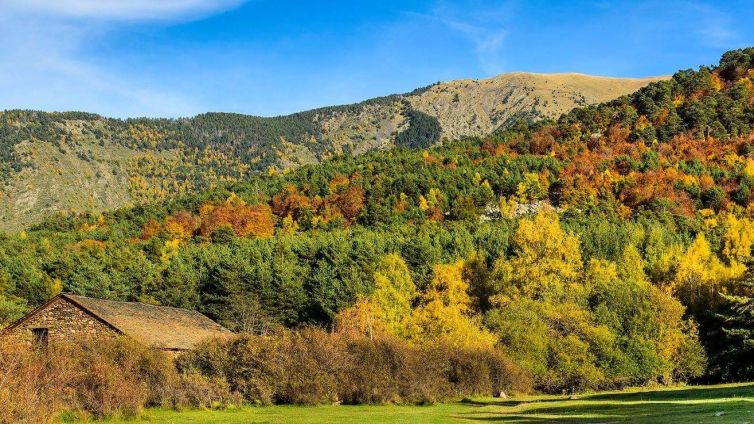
[335,254,416,339]
[163,210,200,239]
[280,214,299,235]
[411,261,496,348]
[418,195,429,211]
[617,244,649,285]
[721,213,754,265]
[516,172,548,202]
[495,210,582,302]
[673,233,744,310]
[371,254,417,337]
[335,298,384,339]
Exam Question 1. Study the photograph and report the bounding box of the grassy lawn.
[111,383,754,423]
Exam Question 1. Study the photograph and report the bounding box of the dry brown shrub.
[0,336,242,423]
[448,346,533,397]
[339,336,405,404]
[180,329,532,406]
[181,327,346,405]
[0,329,532,421]
[0,340,62,424]
[272,326,345,404]
[59,338,152,418]
[172,372,242,410]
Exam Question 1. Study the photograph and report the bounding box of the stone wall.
[5,297,118,345]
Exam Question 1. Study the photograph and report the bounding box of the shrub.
[0,337,238,422]
[180,329,532,405]
[340,335,417,404]
[269,327,345,404]
[0,340,61,423]
[172,372,242,410]
[398,343,453,404]
[0,329,532,421]
[0,338,156,421]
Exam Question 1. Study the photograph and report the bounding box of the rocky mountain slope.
[0,72,664,231]
[407,72,667,141]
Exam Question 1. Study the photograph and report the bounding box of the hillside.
[4,48,754,393]
[0,73,663,231]
[408,72,667,141]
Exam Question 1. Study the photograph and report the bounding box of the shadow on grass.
[461,400,754,422]
[585,383,754,402]
[455,384,754,423]
[460,399,524,408]
[459,396,569,408]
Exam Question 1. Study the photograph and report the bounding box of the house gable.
[2,294,233,351]
[2,295,120,345]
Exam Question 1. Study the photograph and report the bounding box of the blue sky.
[1,0,753,118]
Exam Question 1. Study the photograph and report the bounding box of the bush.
[0,329,531,421]
[268,327,345,404]
[172,372,242,410]
[179,329,532,405]
[340,336,410,404]
[0,337,237,422]
[449,346,533,398]
[0,340,61,423]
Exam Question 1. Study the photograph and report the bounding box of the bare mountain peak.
[402,72,668,141]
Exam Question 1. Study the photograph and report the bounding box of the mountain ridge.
[0,71,665,230]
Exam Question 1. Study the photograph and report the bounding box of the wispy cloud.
[409,1,514,75]
[685,3,740,49]
[0,0,246,117]
[4,0,244,21]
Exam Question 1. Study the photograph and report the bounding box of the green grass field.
[112,383,754,423]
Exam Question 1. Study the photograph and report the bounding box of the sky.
[1,0,754,118]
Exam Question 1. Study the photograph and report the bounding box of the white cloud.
[4,0,244,21]
[0,0,246,117]
[409,1,514,75]
[685,3,740,49]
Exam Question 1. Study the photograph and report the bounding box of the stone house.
[1,294,233,353]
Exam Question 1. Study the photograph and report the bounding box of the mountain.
[0,73,663,230]
[406,72,667,141]
[3,48,754,390]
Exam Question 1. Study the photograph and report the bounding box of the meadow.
[108,383,754,424]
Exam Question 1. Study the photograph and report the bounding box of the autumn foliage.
[199,199,274,238]
[7,48,754,402]
[179,328,532,406]
[0,337,239,423]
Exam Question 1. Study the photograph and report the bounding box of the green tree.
[708,276,754,381]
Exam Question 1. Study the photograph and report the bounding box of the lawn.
[111,383,754,423]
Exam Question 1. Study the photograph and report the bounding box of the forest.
[4,48,754,396]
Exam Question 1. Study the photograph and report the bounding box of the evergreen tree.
[709,278,754,381]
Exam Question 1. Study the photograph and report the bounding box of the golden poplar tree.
[495,210,582,302]
[411,261,496,348]
[335,254,416,339]
[673,233,744,309]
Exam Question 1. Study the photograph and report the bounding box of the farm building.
[0,293,232,352]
